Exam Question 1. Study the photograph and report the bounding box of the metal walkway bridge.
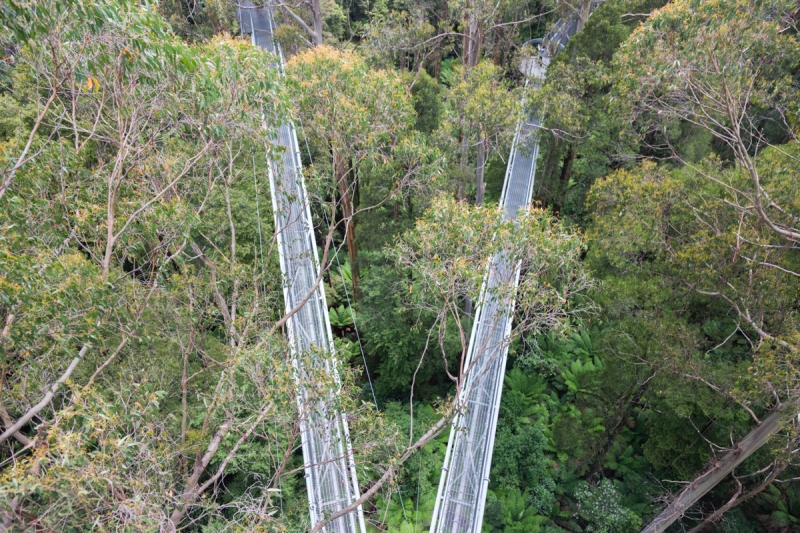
[429,5,603,532]
[237,3,365,532]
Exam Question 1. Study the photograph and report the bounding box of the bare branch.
[0,346,88,445]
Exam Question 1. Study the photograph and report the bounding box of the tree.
[287,46,419,297]
[361,7,438,74]
[275,0,325,45]
[529,0,669,222]
[586,153,800,531]
[308,194,593,532]
[157,0,238,41]
[0,1,376,529]
[6,0,799,530]
[451,0,537,68]
[606,11,800,525]
[445,60,520,204]
[614,0,800,244]
[389,195,593,408]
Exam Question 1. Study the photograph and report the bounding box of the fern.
[329,304,355,328]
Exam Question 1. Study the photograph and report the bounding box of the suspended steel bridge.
[429,5,604,532]
[237,3,366,532]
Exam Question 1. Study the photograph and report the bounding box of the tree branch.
[686,460,787,533]
[0,79,62,201]
[0,402,31,447]
[165,403,273,531]
[641,409,785,533]
[278,3,318,42]
[0,346,88,445]
[268,219,336,335]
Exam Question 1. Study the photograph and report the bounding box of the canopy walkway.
[429,6,603,532]
[237,3,366,532]
[428,115,540,533]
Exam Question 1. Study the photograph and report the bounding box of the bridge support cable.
[237,3,366,532]
[429,4,605,532]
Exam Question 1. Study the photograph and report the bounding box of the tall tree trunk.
[686,460,788,533]
[351,157,360,211]
[575,0,592,33]
[492,26,504,65]
[465,11,483,67]
[475,133,486,205]
[333,151,359,298]
[554,146,576,212]
[457,131,469,201]
[463,130,478,317]
[535,135,559,204]
[461,128,475,316]
[464,296,473,317]
[559,146,576,185]
[432,47,442,81]
[641,410,784,533]
[310,0,323,45]
[431,0,448,80]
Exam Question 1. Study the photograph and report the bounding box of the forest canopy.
[0,0,798,532]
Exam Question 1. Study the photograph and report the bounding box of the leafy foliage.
[2,0,799,532]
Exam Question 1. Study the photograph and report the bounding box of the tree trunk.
[310,0,323,45]
[102,186,117,282]
[334,151,359,298]
[475,133,486,205]
[536,135,559,204]
[552,145,576,215]
[575,0,592,33]
[431,0,448,80]
[465,131,481,317]
[641,410,784,533]
[464,296,473,317]
[465,11,483,67]
[457,131,469,201]
[431,47,442,81]
[492,26,505,65]
[686,460,787,533]
[351,157,360,211]
[559,146,576,185]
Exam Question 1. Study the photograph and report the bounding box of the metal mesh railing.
[237,3,366,532]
